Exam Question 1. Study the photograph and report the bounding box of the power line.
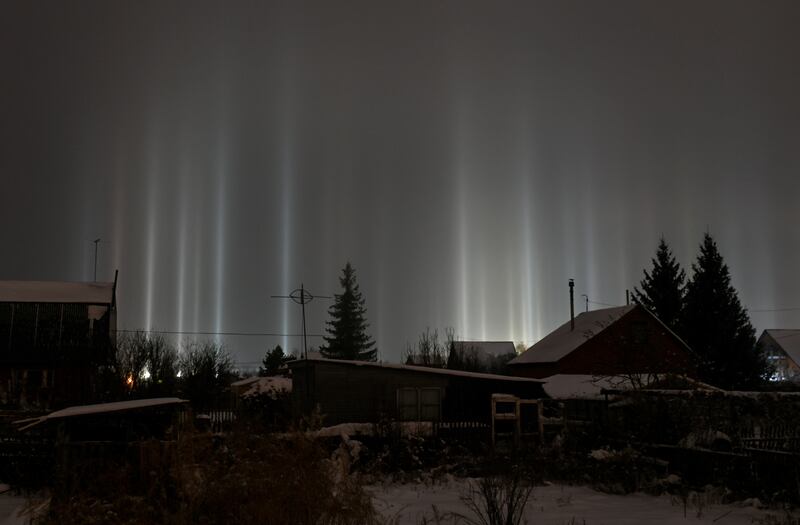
[116,328,324,337]
[750,307,800,313]
[587,300,622,308]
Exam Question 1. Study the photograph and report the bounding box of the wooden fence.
[739,422,800,453]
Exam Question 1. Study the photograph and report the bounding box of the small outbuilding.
[0,277,118,409]
[288,358,546,425]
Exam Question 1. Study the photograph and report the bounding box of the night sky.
[2,1,799,367]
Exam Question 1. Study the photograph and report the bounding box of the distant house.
[758,330,800,382]
[288,357,546,425]
[447,341,518,372]
[0,277,118,409]
[508,304,695,379]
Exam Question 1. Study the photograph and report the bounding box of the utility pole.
[581,294,589,312]
[272,284,331,414]
[93,238,101,282]
[271,284,331,359]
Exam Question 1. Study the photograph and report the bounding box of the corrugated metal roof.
[0,280,114,304]
[761,329,800,366]
[510,305,636,364]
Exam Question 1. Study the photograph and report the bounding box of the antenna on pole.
[271,284,331,359]
[93,238,101,282]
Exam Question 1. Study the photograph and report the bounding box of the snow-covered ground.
[0,489,28,525]
[371,479,791,524]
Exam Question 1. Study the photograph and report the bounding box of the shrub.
[456,468,533,525]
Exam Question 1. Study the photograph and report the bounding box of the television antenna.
[271,284,331,359]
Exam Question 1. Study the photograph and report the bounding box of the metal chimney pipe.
[569,279,575,331]
[626,289,630,305]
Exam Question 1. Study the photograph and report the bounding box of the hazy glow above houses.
[2,1,799,369]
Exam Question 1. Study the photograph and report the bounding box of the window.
[419,388,441,421]
[397,388,419,421]
[397,387,442,421]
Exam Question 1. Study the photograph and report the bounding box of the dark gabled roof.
[451,341,516,357]
[0,280,115,305]
[509,303,692,366]
[510,305,636,365]
[759,329,800,366]
[289,357,544,383]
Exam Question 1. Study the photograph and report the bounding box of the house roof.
[760,329,800,366]
[542,373,721,399]
[289,357,544,383]
[14,398,188,430]
[0,280,115,305]
[542,374,639,400]
[451,341,517,357]
[510,305,636,365]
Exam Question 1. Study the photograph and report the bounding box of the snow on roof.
[231,376,261,388]
[542,373,720,399]
[289,357,544,383]
[451,341,516,357]
[15,397,188,430]
[542,374,637,399]
[241,376,292,399]
[510,305,635,365]
[0,280,115,304]
[760,329,800,366]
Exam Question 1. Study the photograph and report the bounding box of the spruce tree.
[681,233,768,389]
[320,262,377,361]
[259,344,290,376]
[633,237,686,332]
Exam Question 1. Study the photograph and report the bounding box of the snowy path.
[371,480,784,524]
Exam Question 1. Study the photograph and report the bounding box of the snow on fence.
[432,420,490,435]
[740,422,800,452]
[206,409,237,433]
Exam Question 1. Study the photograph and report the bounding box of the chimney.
[626,289,630,305]
[569,279,575,331]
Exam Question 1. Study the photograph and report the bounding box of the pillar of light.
[143,121,161,334]
[581,168,599,309]
[506,255,518,344]
[516,115,537,346]
[280,150,294,353]
[278,80,297,354]
[451,92,471,341]
[477,266,487,341]
[192,222,202,339]
[213,124,229,345]
[110,139,127,289]
[175,126,190,351]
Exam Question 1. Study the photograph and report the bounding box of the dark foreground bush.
[40,429,380,525]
